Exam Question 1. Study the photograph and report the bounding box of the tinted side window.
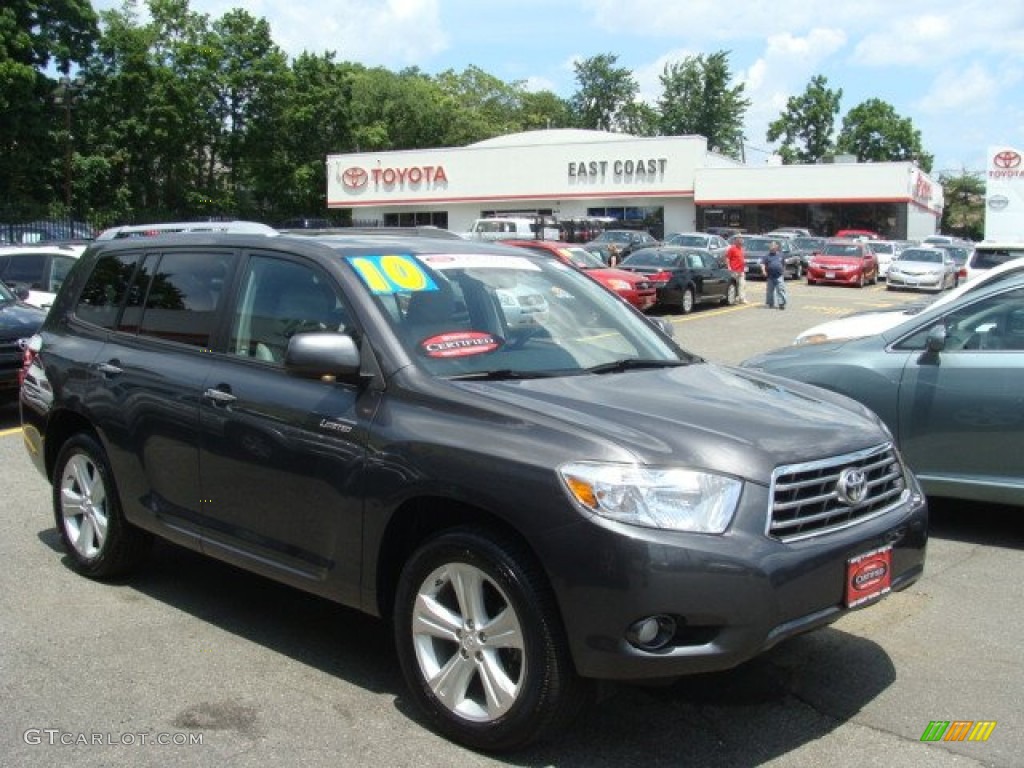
[76,252,141,329]
[134,251,234,348]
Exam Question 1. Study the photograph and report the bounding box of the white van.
[965,240,1024,281]
[462,217,560,242]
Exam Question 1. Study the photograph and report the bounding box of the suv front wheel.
[53,434,151,579]
[393,527,588,751]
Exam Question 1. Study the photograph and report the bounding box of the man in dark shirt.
[760,241,788,309]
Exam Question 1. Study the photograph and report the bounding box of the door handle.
[96,362,122,376]
[203,387,237,405]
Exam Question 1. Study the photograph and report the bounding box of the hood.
[448,362,888,484]
[812,255,863,266]
[0,300,46,338]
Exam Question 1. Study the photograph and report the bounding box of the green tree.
[658,51,750,159]
[569,53,639,132]
[836,98,933,172]
[517,89,571,131]
[0,0,98,215]
[939,170,985,240]
[766,75,842,164]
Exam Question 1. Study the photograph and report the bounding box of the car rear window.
[971,247,1024,270]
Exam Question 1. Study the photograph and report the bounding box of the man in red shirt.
[725,235,747,304]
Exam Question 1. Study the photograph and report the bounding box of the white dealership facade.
[326,129,942,240]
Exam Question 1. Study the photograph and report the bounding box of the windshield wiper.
[446,369,561,381]
[585,358,688,375]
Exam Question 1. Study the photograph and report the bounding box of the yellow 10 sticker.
[347,254,437,294]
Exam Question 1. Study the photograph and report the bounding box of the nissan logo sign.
[988,194,1010,210]
[836,467,868,506]
[993,150,1021,170]
[340,166,369,190]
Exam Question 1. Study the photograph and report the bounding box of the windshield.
[594,231,633,244]
[666,234,708,247]
[899,249,943,263]
[561,246,606,269]
[743,238,773,253]
[345,251,687,378]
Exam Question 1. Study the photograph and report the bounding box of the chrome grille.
[768,443,907,542]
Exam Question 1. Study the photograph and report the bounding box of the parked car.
[501,239,657,311]
[793,257,1024,345]
[663,231,729,259]
[742,271,1024,507]
[0,279,47,401]
[886,247,957,293]
[765,227,812,238]
[584,229,659,260]
[806,239,879,288]
[932,242,974,284]
[965,240,1024,281]
[0,243,87,309]
[742,236,804,279]
[618,246,738,313]
[20,228,927,751]
[865,240,902,279]
[834,229,881,240]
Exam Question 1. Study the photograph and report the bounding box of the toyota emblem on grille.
[17,337,30,351]
[340,166,368,189]
[836,468,867,505]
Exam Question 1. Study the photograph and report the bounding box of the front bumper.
[537,482,928,680]
[887,272,944,290]
[808,266,861,285]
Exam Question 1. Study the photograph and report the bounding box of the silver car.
[886,246,956,292]
[742,272,1024,506]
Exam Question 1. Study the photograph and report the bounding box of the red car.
[806,239,880,287]
[502,240,657,310]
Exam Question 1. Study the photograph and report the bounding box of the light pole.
[53,75,84,210]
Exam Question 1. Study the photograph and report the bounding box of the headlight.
[605,279,632,291]
[559,462,741,533]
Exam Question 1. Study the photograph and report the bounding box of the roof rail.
[96,221,278,240]
[281,226,465,240]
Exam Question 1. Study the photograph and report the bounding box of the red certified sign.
[420,331,502,358]
[341,167,369,189]
[993,150,1021,170]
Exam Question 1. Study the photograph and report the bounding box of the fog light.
[626,615,677,651]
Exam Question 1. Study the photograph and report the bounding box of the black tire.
[53,434,151,579]
[393,528,589,752]
[724,282,738,306]
[680,287,695,314]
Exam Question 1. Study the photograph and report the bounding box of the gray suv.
[20,228,928,751]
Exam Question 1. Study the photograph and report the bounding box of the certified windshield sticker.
[347,254,437,295]
[419,253,540,271]
[420,331,503,358]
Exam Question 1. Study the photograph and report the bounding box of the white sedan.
[793,257,1024,345]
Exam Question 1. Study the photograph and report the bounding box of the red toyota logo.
[993,151,1021,169]
[341,166,368,189]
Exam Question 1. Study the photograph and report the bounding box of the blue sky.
[93,0,1024,176]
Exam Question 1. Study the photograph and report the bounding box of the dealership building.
[326,129,943,240]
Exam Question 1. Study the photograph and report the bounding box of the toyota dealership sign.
[986,146,1023,240]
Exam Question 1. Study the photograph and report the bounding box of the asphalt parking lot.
[2,280,1021,767]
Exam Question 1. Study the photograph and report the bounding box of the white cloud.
[915,64,997,112]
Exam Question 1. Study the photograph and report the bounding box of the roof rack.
[280,226,465,240]
[96,221,278,240]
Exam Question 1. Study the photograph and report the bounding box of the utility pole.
[53,75,84,210]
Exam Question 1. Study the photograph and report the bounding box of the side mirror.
[648,316,675,338]
[284,332,363,381]
[925,324,947,354]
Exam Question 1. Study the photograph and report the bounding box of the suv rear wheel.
[393,528,588,751]
[53,434,151,579]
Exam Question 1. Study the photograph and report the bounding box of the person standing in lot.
[760,241,788,309]
[725,235,747,303]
